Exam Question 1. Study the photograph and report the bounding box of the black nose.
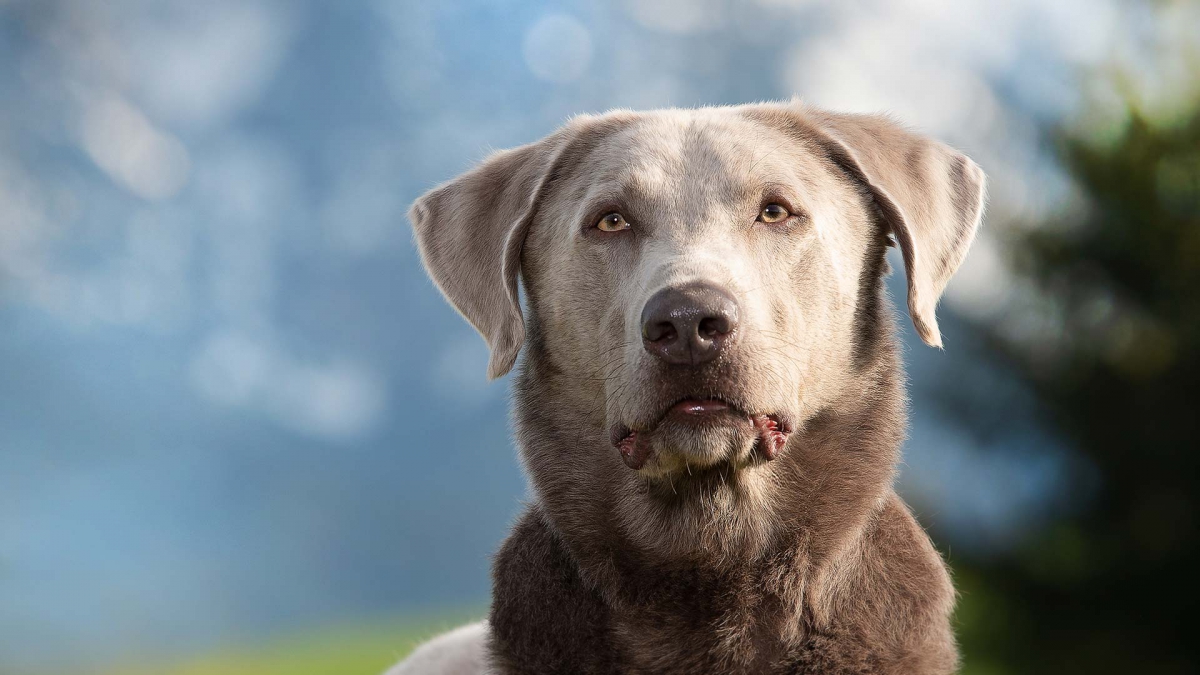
[641,282,740,366]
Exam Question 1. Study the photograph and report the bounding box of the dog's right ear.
[801,107,986,348]
[409,123,584,380]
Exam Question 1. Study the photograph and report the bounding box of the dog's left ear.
[806,108,987,348]
[409,121,588,379]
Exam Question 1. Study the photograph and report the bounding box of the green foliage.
[957,100,1200,673]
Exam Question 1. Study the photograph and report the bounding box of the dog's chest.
[489,509,904,674]
[605,575,800,675]
[613,607,887,675]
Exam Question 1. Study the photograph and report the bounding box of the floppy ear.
[807,109,987,348]
[410,125,579,379]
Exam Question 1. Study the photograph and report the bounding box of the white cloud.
[79,93,190,201]
[623,0,726,34]
[129,1,296,131]
[523,14,594,84]
[190,331,271,407]
[267,359,387,440]
[190,329,387,440]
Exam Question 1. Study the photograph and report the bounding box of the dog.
[387,101,985,674]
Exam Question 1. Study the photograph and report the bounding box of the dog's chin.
[637,417,757,479]
[611,398,795,479]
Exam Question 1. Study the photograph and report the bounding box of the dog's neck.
[512,327,906,617]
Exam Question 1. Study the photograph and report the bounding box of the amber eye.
[759,204,790,223]
[596,212,630,232]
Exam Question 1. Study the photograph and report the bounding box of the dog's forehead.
[605,111,776,178]
[568,109,831,207]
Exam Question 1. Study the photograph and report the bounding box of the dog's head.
[411,102,984,512]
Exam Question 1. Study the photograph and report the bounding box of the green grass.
[39,605,1008,674]
[93,611,484,675]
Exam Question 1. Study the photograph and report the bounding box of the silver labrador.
[388,101,985,675]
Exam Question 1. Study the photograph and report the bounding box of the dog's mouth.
[610,398,793,470]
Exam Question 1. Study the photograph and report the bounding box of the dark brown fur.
[491,281,956,674]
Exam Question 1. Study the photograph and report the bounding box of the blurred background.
[1,0,1196,673]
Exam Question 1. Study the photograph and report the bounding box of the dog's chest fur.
[488,507,910,675]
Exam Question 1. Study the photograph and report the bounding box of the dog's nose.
[641,282,740,366]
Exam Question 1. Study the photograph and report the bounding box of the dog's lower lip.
[669,398,730,417]
[612,400,796,469]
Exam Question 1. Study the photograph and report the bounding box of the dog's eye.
[758,204,790,224]
[596,212,630,232]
